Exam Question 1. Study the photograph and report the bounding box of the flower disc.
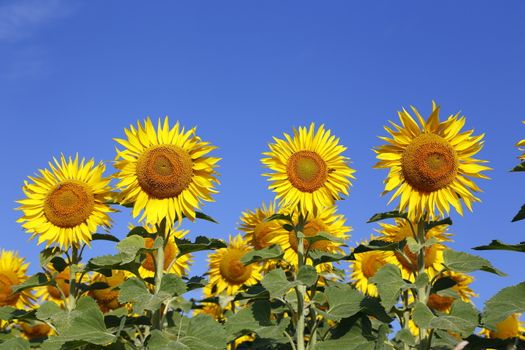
[43,182,95,228]
[286,150,328,193]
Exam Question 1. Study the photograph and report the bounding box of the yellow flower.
[350,244,399,297]
[90,270,128,313]
[239,201,286,251]
[206,235,262,296]
[114,117,220,225]
[481,313,525,340]
[269,206,350,273]
[0,250,34,310]
[262,123,355,215]
[426,271,476,312]
[137,224,192,279]
[377,219,452,279]
[375,102,490,219]
[17,155,113,248]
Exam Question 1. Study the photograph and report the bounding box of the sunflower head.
[426,271,476,312]
[350,245,398,297]
[114,117,220,226]
[481,313,525,340]
[207,235,262,296]
[239,201,287,251]
[90,270,128,313]
[0,250,34,309]
[375,102,490,220]
[17,154,114,248]
[262,123,355,215]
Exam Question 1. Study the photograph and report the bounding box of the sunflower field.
[1,103,525,350]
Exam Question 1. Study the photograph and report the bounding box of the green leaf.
[511,161,525,172]
[425,217,452,231]
[0,306,35,322]
[265,213,292,223]
[369,264,408,310]
[320,284,364,321]
[240,245,283,265]
[443,249,506,276]
[351,240,405,256]
[0,338,30,350]
[309,250,353,265]
[367,211,407,223]
[430,276,457,294]
[38,297,115,347]
[160,273,187,296]
[118,276,181,313]
[428,300,478,336]
[92,233,120,242]
[483,282,525,329]
[195,211,219,224]
[512,204,525,222]
[304,231,346,245]
[175,236,227,256]
[473,240,525,253]
[148,314,227,350]
[127,226,149,237]
[261,268,296,298]
[412,302,434,329]
[395,329,416,346]
[317,316,375,350]
[39,247,64,267]
[296,265,318,286]
[12,273,49,294]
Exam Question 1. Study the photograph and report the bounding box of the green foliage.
[369,264,408,310]
[473,239,525,252]
[240,245,283,265]
[320,284,364,321]
[483,282,525,329]
[174,236,227,256]
[443,249,506,276]
[367,211,408,223]
[512,204,525,222]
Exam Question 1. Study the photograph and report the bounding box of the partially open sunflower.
[17,155,113,248]
[0,250,34,310]
[375,102,490,219]
[114,117,220,225]
[262,123,355,215]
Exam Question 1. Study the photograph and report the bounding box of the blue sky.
[1,0,524,308]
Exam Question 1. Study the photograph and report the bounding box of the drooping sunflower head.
[0,250,34,310]
[270,206,350,273]
[114,117,220,226]
[377,219,452,279]
[207,235,262,296]
[350,244,399,297]
[481,313,525,340]
[17,155,114,248]
[375,102,490,220]
[426,270,476,312]
[137,224,192,278]
[90,270,128,313]
[262,123,355,215]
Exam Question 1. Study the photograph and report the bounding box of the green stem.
[295,227,306,350]
[67,245,78,311]
[153,231,166,330]
[415,219,430,350]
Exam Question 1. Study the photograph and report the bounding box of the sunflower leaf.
[443,249,506,276]
[12,272,49,294]
[261,268,296,298]
[265,213,293,223]
[309,250,353,265]
[0,307,35,322]
[412,302,434,329]
[175,236,227,257]
[351,240,406,258]
[367,211,407,223]
[511,161,525,172]
[91,233,120,242]
[369,264,408,310]
[195,211,219,224]
[428,300,478,336]
[512,204,525,222]
[304,231,346,245]
[319,284,364,321]
[0,338,30,350]
[483,282,525,329]
[425,217,452,231]
[296,265,318,286]
[240,245,283,265]
[473,240,525,252]
[430,276,457,294]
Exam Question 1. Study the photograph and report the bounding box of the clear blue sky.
[1,0,524,308]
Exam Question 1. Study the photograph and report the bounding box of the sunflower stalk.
[153,223,167,330]
[295,212,307,350]
[67,245,79,311]
[415,218,431,350]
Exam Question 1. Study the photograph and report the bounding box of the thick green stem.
[415,219,430,350]
[296,230,306,350]
[67,246,78,311]
[153,236,165,330]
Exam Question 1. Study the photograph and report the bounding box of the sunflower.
[350,244,399,297]
[262,123,355,215]
[269,206,350,273]
[376,219,452,279]
[239,201,286,250]
[375,102,490,220]
[136,224,192,279]
[206,235,262,296]
[17,154,113,248]
[426,271,476,312]
[114,117,220,226]
[90,270,128,313]
[0,250,34,311]
[480,313,525,340]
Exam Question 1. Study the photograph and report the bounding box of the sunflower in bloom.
[262,123,355,215]
[206,235,262,296]
[0,250,34,311]
[481,313,525,340]
[377,219,452,279]
[17,155,113,248]
[114,117,220,226]
[375,102,490,220]
[136,224,192,279]
[239,201,286,250]
[270,206,350,272]
[350,243,399,297]
[426,271,476,312]
[90,270,128,313]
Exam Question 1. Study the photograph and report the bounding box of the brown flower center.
[286,151,328,193]
[219,249,252,285]
[43,181,95,228]
[0,272,20,306]
[136,145,193,199]
[401,134,458,192]
[252,222,274,250]
[142,237,178,272]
